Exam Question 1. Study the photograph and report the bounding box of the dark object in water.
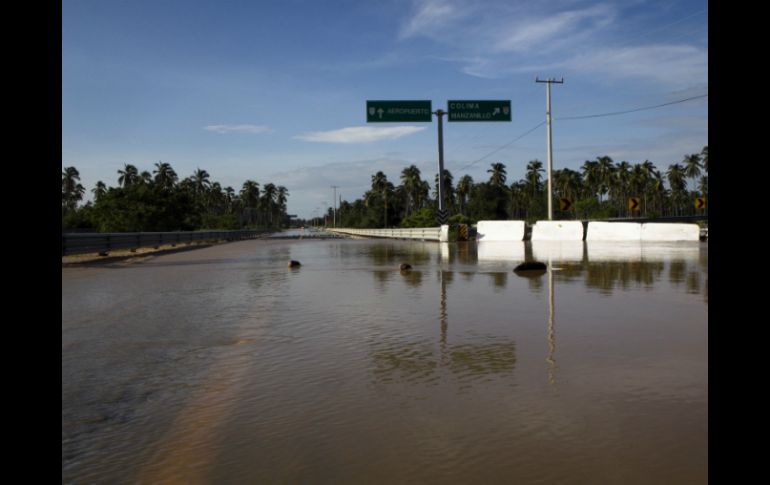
[288,260,301,268]
[400,263,412,271]
[513,261,547,276]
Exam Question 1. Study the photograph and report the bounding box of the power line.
[451,92,706,174]
[556,93,707,121]
[454,121,546,173]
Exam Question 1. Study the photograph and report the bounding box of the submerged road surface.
[62,238,708,484]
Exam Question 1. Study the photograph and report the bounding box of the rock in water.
[513,261,547,276]
[400,263,412,271]
[288,260,301,268]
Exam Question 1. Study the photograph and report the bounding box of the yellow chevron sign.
[695,197,707,209]
[559,198,573,211]
[628,197,641,211]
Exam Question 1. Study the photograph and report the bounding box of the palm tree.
[456,175,474,216]
[487,162,507,188]
[117,164,139,187]
[62,166,85,211]
[276,186,289,225]
[640,160,656,214]
[192,168,211,197]
[371,171,393,227]
[581,159,600,202]
[701,146,708,173]
[400,165,424,216]
[666,164,687,215]
[92,180,107,201]
[525,160,545,199]
[554,168,581,201]
[614,161,631,215]
[240,180,260,225]
[683,153,702,193]
[596,156,615,203]
[261,183,277,225]
[153,162,178,191]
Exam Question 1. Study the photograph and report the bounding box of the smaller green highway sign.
[367,100,432,122]
[448,100,511,122]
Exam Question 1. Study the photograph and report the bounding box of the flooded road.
[62,238,707,484]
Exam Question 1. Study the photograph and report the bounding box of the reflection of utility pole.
[331,186,339,228]
[546,259,557,385]
[440,268,448,364]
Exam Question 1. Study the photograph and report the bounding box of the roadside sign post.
[367,99,511,226]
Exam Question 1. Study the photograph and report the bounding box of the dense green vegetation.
[62,162,289,232]
[319,146,708,228]
[63,146,707,232]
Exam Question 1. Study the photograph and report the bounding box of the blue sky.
[62,0,708,219]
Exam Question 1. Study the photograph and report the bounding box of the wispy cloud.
[557,44,707,87]
[294,126,426,144]
[493,4,616,53]
[203,124,272,134]
[399,0,467,40]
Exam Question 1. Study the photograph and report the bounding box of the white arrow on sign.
[377,108,384,119]
[493,107,500,116]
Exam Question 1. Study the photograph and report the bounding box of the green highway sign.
[447,100,511,122]
[367,100,432,122]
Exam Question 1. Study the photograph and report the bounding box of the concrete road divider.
[586,222,642,241]
[640,223,700,241]
[476,220,526,241]
[531,220,584,241]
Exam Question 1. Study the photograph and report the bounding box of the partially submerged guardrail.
[62,230,271,256]
[326,227,444,241]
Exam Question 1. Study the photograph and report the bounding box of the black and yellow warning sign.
[695,197,707,209]
[628,197,641,211]
[559,198,573,211]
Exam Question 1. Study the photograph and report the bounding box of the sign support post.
[435,109,447,225]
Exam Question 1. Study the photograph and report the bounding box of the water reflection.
[362,241,706,300]
[370,338,517,387]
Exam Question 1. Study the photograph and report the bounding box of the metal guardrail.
[326,227,442,241]
[62,230,271,256]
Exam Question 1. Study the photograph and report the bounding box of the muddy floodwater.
[62,237,707,484]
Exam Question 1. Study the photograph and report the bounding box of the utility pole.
[434,109,447,225]
[331,185,339,227]
[536,77,563,220]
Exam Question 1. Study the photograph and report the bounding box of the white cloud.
[203,124,272,134]
[399,0,465,40]
[494,4,616,53]
[293,126,427,144]
[559,44,707,87]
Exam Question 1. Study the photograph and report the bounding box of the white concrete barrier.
[586,222,642,241]
[531,220,585,241]
[440,224,449,242]
[476,220,526,241]
[640,223,700,241]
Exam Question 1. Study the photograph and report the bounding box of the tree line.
[317,146,708,228]
[62,162,290,232]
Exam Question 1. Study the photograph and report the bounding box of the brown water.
[62,238,707,484]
